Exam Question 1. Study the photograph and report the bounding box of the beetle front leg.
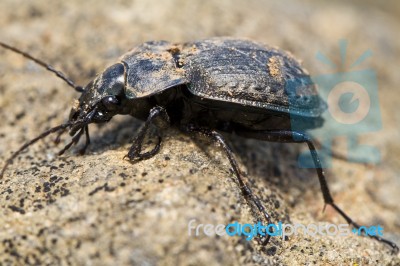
[125,106,170,161]
[182,124,272,245]
[235,129,399,253]
[78,125,91,155]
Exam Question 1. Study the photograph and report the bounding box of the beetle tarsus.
[125,106,169,162]
[329,202,399,254]
[125,136,162,162]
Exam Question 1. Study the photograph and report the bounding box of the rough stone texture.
[0,0,399,265]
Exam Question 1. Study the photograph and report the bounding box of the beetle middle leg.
[182,124,273,245]
[235,129,399,253]
[125,106,170,161]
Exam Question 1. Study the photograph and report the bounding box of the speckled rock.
[0,0,399,265]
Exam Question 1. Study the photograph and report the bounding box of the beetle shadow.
[229,134,319,198]
[70,117,318,200]
[75,116,142,154]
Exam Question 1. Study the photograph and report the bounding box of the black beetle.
[0,38,398,252]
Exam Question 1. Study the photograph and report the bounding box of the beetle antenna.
[0,41,83,93]
[0,122,72,179]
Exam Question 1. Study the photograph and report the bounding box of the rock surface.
[0,0,399,265]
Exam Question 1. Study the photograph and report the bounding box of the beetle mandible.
[0,38,398,252]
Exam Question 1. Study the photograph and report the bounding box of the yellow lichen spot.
[71,99,80,111]
[267,56,283,82]
[167,45,181,55]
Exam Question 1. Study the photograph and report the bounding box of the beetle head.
[68,63,127,135]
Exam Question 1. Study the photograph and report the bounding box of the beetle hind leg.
[125,106,170,162]
[235,129,399,253]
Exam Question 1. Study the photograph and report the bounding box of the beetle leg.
[125,106,170,162]
[182,124,272,245]
[78,125,91,155]
[235,129,399,253]
[58,128,85,156]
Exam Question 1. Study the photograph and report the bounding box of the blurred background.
[0,0,399,265]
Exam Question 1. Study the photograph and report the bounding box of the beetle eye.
[101,96,120,111]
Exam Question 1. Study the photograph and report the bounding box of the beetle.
[0,38,398,252]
